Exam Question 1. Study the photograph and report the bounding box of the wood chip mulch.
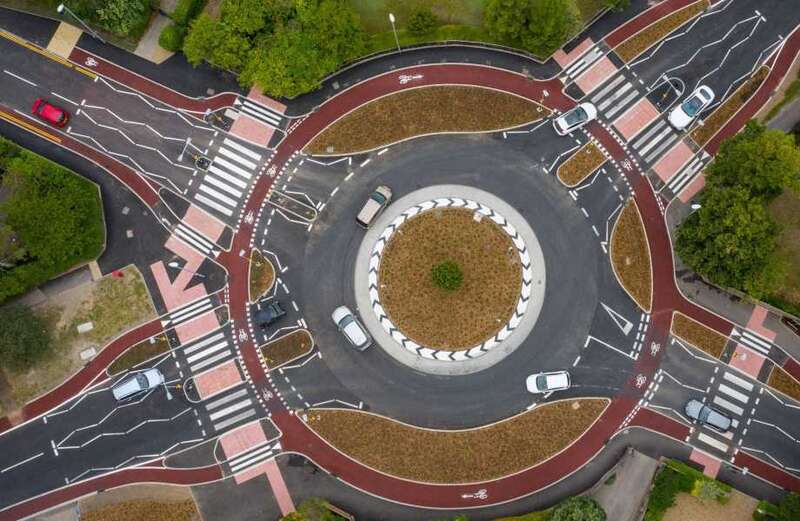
[610,201,652,312]
[767,365,800,402]
[378,208,521,350]
[108,334,171,376]
[305,86,549,155]
[81,500,198,521]
[249,249,275,302]
[260,329,314,369]
[614,0,709,63]
[671,312,727,359]
[306,399,609,483]
[557,141,607,187]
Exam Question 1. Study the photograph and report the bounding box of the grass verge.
[614,0,709,63]
[671,312,727,359]
[249,249,275,302]
[557,141,607,187]
[767,365,800,402]
[108,334,171,376]
[645,459,731,521]
[691,66,769,147]
[81,500,198,521]
[610,201,652,312]
[765,70,800,121]
[260,329,314,369]
[306,399,608,483]
[767,189,800,313]
[305,86,548,155]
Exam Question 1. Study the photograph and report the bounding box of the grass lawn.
[108,334,171,376]
[610,201,652,312]
[767,189,800,315]
[249,249,275,302]
[671,312,727,359]
[306,399,609,483]
[557,141,607,187]
[765,69,800,121]
[306,86,547,155]
[767,365,800,402]
[260,329,314,369]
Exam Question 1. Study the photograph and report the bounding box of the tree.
[209,23,252,70]
[604,0,629,11]
[676,186,781,298]
[221,0,271,34]
[706,121,800,200]
[551,496,606,521]
[96,0,150,36]
[485,0,581,56]
[159,23,186,52]
[485,0,531,46]
[408,8,439,35]
[0,304,50,371]
[183,14,222,66]
[777,492,800,521]
[431,260,463,291]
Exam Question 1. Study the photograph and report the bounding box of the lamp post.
[56,3,105,43]
[388,13,401,52]
[167,261,205,279]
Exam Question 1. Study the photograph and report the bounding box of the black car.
[255,301,286,329]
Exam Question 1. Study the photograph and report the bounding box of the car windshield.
[135,374,148,388]
[371,192,386,204]
[682,96,703,117]
[564,107,587,126]
[536,375,549,389]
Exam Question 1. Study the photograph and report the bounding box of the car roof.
[545,372,569,388]
[342,319,368,346]
[40,102,63,119]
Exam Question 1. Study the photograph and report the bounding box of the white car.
[553,103,597,135]
[526,370,571,394]
[668,85,714,130]
[356,185,392,228]
[111,368,164,401]
[331,306,372,351]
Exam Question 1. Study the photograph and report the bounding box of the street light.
[388,13,401,52]
[56,3,105,43]
[167,261,206,279]
[177,137,192,162]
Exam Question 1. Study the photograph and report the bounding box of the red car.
[32,98,69,127]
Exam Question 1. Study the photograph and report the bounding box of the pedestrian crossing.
[204,386,257,432]
[234,97,285,130]
[663,152,708,196]
[562,43,605,81]
[175,222,218,256]
[182,330,235,373]
[162,295,215,329]
[731,328,773,356]
[693,369,758,456]
[226,440,281,475]
[194,138,262,218]
[630,119,681,164]
[588,72,644,122]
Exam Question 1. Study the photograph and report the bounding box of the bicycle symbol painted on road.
[650,342,661,356]
[266,165,277,178]
[84,57,98,67]
[620,159,633,171]
[262,389,274,400]
[244,211,255,225]
[635,374,647,388]
[461,489,488,500]
[238,328,249,342]
[399,74,424,84]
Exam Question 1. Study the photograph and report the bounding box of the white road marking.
[712,395,744,416]
[1,452,44,473]
[3,69,36,86]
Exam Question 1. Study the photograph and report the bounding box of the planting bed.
[249,249,275,302]
[108,334,171,376]
[260,329,314,369]
[378,208,522,350]
[614,0,709,63]
[305,86,548,155]
[767,365,800,402]
[671,312,727,359]
[306,399,609,483]
[82,500,198,521]
[610,202,652,312]
[557,141,606,187]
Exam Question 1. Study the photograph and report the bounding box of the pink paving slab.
[183,205,226,243]
[653,140,694,182]
[233,461,271,485]
[553,38,595,68]
[247,85,287,113]
[264,458,295,514]
[195,359,242,400]
[230,113,275,147]
[746,305,777,341]
[220,421,268,459]
[613,97,660,141]
[690,449,722,478]
[174,309,220,344]
[165,235,205,271]
[575,56,617,95]
[678,173,705,202]
[150,261,207,310]
[729,343,766,378]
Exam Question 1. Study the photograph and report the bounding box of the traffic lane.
[741,419,800,475]
[749,389,800,442]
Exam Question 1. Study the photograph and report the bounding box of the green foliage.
[644,466,695,521]
[753,499,779,521]
[95,0,151,36]
[0,304,51,371]
[170,0,206,26]
[551,496,605,521]
[221,0,272,34]
[182,14,222,66]
[408,8,440,35]
[159,23,186,51]
[431,260,463,291]
[777,492,800,521]
[694,479,729,504]
[604,0,629,11]
[278,498,347,520]
[485,0,581,56]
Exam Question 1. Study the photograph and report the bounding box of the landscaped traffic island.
[378,207,522,350]
[610,201,652,312]
[306,399,609,483]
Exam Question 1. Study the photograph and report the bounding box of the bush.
[431,260,463,291]
[777,492,800,521]
[485,0,581,57]
[408,8,439,35]
[551,496,606,521]
[96,0,151,36]
[0,304,51,371]
[644,466,695,521]
[158,23,185,51]
[170,0,206,26]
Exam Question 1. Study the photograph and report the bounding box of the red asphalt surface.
[4,5,800,517]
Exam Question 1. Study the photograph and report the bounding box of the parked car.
[553,103,597,135]
[781,315,800,337]
[32,98,69,127]
[356,186,392,228]
[255,301,286,330]
[526,370,571,394]
[685,399,731,432]
[668,85,714,130]
[331,306,372,351]
[112,368,164,401]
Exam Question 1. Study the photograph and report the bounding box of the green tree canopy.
[0,304,50,371]
[777,492,800,521]
[221,0,272,34]
[485,0,581,56]
[551,496,606,521]
[183,14,222,66]
[95,0,150,36]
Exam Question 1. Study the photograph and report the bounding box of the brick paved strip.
[614,97,660,141]
[783,357,800,383]
[553,38,595,68]
[652,140,693,183]
[604,0,698,48]
[196,360,242,401]
[629,407,690,441]
[733,451,800,492]
[220,421,267,459]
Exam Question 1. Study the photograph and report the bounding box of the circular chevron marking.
[368,198,534,361]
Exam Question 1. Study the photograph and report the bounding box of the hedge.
[159,23,186,51]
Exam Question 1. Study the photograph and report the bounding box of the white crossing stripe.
[209,398,252,421]
[199,184,238,207]
[241,99,282,127]
[666,156,703,194]
[204,172,243,198]
[217,146,257,170]
[222,138,261,161]
[213,156,254,180]
[605,89,639,118]
[591,74,626,103]
[632,120,667,150]
[643,132,679,163]
[186,340,229,364]
[195,193,233,216]
[190,350,232,372]
[169,297,212,323]
[723,371,754,392]
[213,409,257,431]
[697,432,729,452]
[207,165,248,189]
[175,223,215,254]
[636,126,672,157]
[206,388,248,410]
[718,383,749,404]
[712,396,744,416]
[229,442,281,473]
[598,81,633,111]
[182,331,226,355]
[740,330,772,355]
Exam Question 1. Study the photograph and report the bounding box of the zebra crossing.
[562,43,605,82]
[225,440,281,476]
[193,138,263,219]
[161,295,216,329]
[629,119,681,164]
[590,73,642,120]
[663,152,709,197]
[234,97,285,130]
[204,386,258,432]
[175,222,218,257]
[692,369,758,456]
[730,328,774,357]
[181,329,235,373]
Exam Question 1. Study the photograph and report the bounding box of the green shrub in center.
[431,260,463,291]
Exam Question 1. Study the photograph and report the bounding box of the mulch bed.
[260,329,314,369]
[378,208,521,350]
[610,201,652,312]
[671,312,727,358]
[249,249,275,302]
[305,86,549,155]
[614,0,709,63]
[767,365,800,402]
[691,66,769,147]
[82,500,198,521]
[107,334,171,376]
[306,399,609,483]
[557,141,607,187]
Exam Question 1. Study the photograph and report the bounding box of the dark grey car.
[685,399,732,432]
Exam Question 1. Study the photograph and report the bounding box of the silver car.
[331,306,372,351]
[526,370,571,394]
[356,186,392,228]
[112,368,164,401]
[685,399,731,432]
